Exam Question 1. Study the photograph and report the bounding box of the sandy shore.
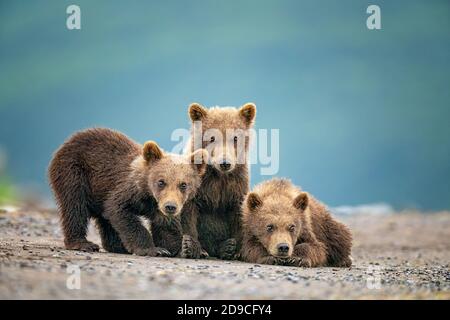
[0,208,449,299]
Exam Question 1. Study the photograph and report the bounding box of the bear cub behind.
[240,178,352,267]
[48,128,207,256]
[180,103,256,260]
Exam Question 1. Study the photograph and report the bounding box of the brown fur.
[48,128,207,256]
[240,178,352,267]
[180,103,256,259]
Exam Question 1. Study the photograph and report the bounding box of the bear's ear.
[239,103,256,126]
[143,141,163,163]
[293,192,309,212]
[189,103,208,122]
[190,148,209,175]
[247,192,263,212]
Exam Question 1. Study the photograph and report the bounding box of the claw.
[155,247,172,257]
[200,249,209,259]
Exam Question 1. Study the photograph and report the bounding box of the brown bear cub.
[180,102,256,260]
[240,178,352,267]
[48,128,207,256]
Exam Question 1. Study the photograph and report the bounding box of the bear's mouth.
[273,252,291,258]
[213,162,235,174]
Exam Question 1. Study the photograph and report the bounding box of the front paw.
[133,246,171,257]
[289,256,312,267]
[219,238,237,260]
[256,256,278,265]
[180,235,204,259]
[65,240,100,252]
[272,256,312,267]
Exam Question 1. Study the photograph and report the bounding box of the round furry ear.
[190,148,209,175]
[239,103,256,126]
[189,103,207,121]
[143,141,163,163]
[247,192,263,212]
[293,192,309,211]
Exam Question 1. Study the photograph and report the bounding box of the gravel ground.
[0,208,449,299]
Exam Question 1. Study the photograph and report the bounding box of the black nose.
[164,202,177,214]
[220,161,231,171]
[277,243,290,254]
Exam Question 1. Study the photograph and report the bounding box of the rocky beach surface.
[0,208,449,299]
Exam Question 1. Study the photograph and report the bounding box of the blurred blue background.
[0,0,449,210]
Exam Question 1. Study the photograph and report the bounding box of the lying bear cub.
[48,128,207,257]
[240,178,352,267]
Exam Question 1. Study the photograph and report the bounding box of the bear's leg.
[180,204,208,259]
[103,197,171,257]
[151,215,182,257]
[218,238,237,260]
[322,219,353,267]
[293,242,328,267]
[55,166,99,252]
[95,216,128,254]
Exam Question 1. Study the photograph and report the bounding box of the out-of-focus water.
[0,1,449,210]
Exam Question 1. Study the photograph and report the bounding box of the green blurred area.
[0,174,16,206]
[0,149,16,205]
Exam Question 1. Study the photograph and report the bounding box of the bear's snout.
[219,159,232,171]
[163,202,178,215]
[277,243,290,256]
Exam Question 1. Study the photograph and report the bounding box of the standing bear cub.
[240,178,352,267]
[48,128,208,256]
[180,102,256,260]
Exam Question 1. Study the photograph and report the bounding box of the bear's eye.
[157,180,166,188]
[266,224,274,233]
[288,225,295,232]
[179,182,187,191]
[210,136,215,142]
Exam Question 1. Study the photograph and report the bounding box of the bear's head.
[188,102,256,174]
[142,141,208,217]
[242,190,309,257]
